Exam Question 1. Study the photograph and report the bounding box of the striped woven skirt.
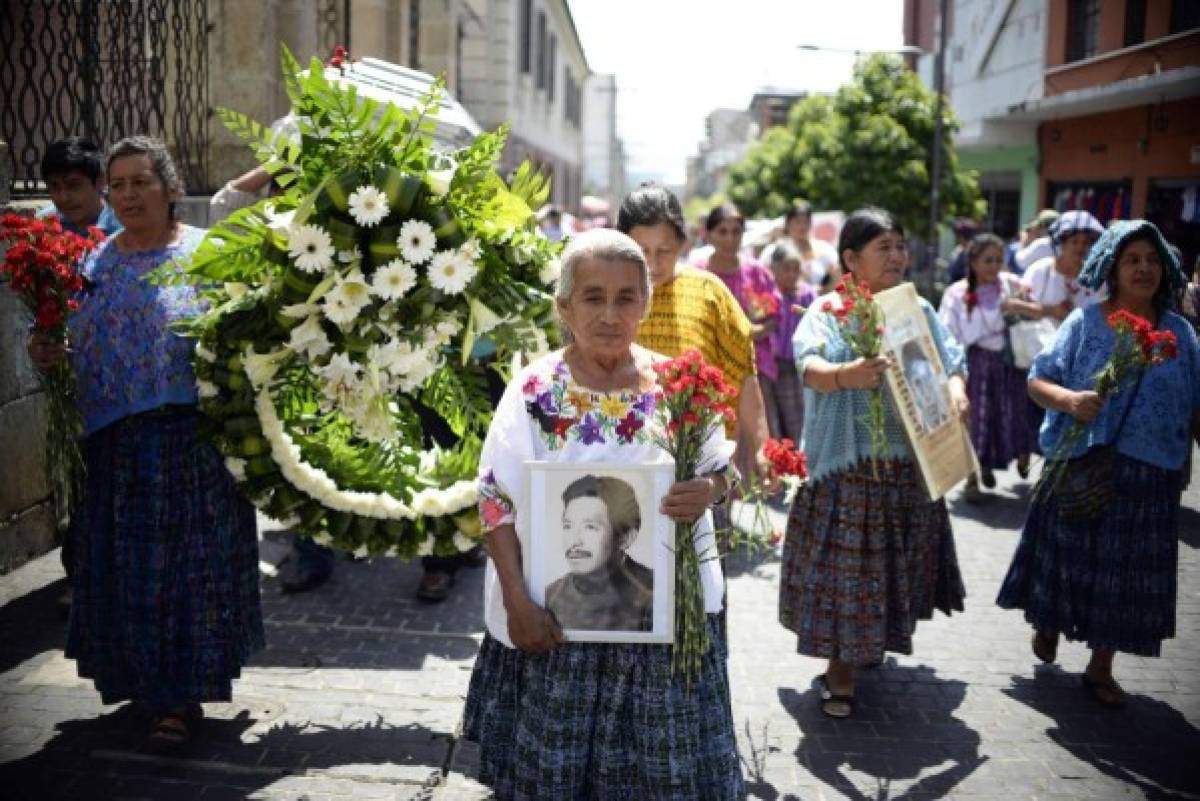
[463,616,744,800]
[64,408,264,713]
[966,346,1037,469]
[778,460,966,665]
[996,452,1181,657]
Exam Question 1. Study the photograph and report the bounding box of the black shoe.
[280,569,332,594]
[416,569,454,603]
[980,468,996,489]
[463,545,488,569]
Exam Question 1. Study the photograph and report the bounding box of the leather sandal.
[817,674,854,719]
[1082,673,1126,709]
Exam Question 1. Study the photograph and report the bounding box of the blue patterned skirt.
[65,408,264,713]
[463,616,744,800]
[778,459,966,665]
[996,453,1181,656]
[966,346,1037,469]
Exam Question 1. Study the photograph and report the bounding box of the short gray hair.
[556,228,651,302]
[765,239,802,266]
[107,135,185,219]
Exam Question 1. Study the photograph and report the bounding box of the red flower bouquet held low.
[745,289,781,323]
[1034,308,1178,503]
[1,213,104,518]
[822,278,887,478]
[651,349,737,683]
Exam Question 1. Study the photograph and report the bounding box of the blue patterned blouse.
[793,292,967,484]
[69,226,207,436]
[1030,304,1200,472]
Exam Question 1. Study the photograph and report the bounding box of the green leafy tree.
[725,54,984,236]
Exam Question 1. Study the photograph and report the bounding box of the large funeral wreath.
[152,48,563,559]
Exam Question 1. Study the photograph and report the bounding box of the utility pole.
[926,0,949,287]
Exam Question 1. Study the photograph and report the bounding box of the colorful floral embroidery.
[478,469,514,529]
[521,357,657,449]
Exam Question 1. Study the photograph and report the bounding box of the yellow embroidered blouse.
[636,266,757,435]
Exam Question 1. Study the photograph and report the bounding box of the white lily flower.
[467,296,505,335]
[265,206,296,236]
[288,314,333,359]
[397,219,436,265]
[288,223,336,274]
[280,302,320,319]
[196,379,219,398]
[321,268,373,327]
[426,164,456,197]
[242,347,291,389]
[538,256,562,286]
[347,185,389,227]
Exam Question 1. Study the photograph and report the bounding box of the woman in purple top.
[761,240,817,442]
[692,203,780,385]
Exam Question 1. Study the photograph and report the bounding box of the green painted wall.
[960,145,1039,227]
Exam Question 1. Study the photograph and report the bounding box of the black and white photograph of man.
[901,339,950,434]
[544,474,654,632]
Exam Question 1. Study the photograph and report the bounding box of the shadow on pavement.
[774,663,987,801]
[0,577,68,676]
[944,482,1033,530]
[1178,505,1200,549]
[1003,672,1200,800]
[0,704,451,800]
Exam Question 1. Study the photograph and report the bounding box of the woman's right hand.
[505,593,566,655]
[836,357,890,391]
[1064,390,1103,423]
[27,332,67,371]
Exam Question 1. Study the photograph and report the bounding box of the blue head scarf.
[1077,219,1185,293]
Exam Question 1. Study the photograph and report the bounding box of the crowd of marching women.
[13,126,1200,799]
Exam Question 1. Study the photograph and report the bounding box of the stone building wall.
[0,140,59,574]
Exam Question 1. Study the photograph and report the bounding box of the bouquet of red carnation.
[651,349,737,681]
[821,277,888,478]
[763,437,808,482]
[1036,308,1178,500]
[1,213,104,518]
[745,289,781,323]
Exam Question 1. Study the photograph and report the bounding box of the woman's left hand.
[949,378,970,423]
[660,478,717,523]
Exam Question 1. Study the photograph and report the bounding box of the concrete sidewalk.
[0,458,1197,800]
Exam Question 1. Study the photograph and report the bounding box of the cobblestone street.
[1,458,1197,801]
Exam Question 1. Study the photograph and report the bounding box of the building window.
[1170,0,1200,33]
[547,35,556,102]
[519,0,532,74]
[536,11,547,90]
[1123,0,1146,46]
[409,0,421,69]
[1065,0,1100,62]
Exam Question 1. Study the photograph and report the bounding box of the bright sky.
[568,0,906,187]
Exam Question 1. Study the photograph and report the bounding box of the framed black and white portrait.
[523,461,675,644]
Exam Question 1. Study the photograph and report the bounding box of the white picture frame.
[875,283,978,501]
[523,461,675,644]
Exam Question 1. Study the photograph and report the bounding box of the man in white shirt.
[1014,209,1060,273]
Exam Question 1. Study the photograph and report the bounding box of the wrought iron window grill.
[1,0,211,196]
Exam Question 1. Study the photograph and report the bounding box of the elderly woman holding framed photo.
[997,220,1200,708]
[27,136,264,749]
[462,229,744,800]
[777,207,969,719]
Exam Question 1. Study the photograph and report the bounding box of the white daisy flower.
[435,315,463,340]
[321,268,373,327]
[398,219,436,264]
[288,223,336,274]
[371,259,418,301]
[427,249,478,295]
[347,185,389,227]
